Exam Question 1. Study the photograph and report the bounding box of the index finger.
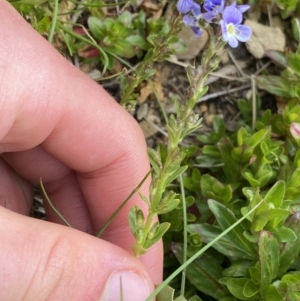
[0,1,163,284]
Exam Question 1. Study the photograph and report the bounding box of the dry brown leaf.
[137,73,165,103]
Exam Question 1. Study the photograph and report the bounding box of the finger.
[2,147,94,233]
[0,157,33,214]
[0,1,163,283]
[0,206,154,301]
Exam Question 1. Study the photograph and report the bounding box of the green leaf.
[226,278,257,300]
[243,280,259,298]
[172,243,229,300]
[258,231,280,297]
[156,285,175,301]
[223,261,253,277]
[252,208,291,232]
[148,148,162,176]
[164,166,188,187]
[144,222,170,249]
[249,266,260,284]
[273,226,297,243]
[108,39,135,58]
[264,181,285,208]
[292,18,300,41]
[278,212,300,275]
[265,285,283,301]
[187,224,252,259]
[288,53,300,77]
[208,200,256,257]
[244,127,270,149]
[156,191,180,214]
[117,11,132,26]
[126,35,148,50]
[265,50,288,68]
[256,76,291,98]
[200,175,232,204]
[88,16,106,40]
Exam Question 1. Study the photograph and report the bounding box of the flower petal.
[191,26,203,37]
[176,0,196,14]
[192,2,201,17]
[183,14,197,26]
[228,35,238,48]
[204,0,223,11]
[202,11,216,22]
[235,24,252,42]
[222,6,242,25]
[236,4,250,13]
[219,19,229,41]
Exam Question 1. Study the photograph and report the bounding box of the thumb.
[0,207,154,301]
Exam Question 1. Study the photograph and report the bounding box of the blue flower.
[202,0,224,22]
[220,6,252,48]
[177,0,200,15]
[183,14,203,37]
[229,1,250,13]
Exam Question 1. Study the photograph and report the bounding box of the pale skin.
[0,1,163,300]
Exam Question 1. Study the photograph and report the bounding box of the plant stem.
[48,0,59,44]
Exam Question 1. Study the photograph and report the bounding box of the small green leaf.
[264,181,285,207]
[201,175,232,203]
[88,16,106,40]
[256,76,291,98]
[126,35,148,50]
[265,285,283,301]
[144,222,170,249]
[172,243,229,300]
[156,285,175,301]
[188,224,252,259]
[243,280,259,298]
[258,231,280,297]
[223,261,253,277]
[165,165,188,187]
[249,266,260,284]
[273,226,297,243]
[265,50,288,68]
[292,18,300,41]
[288,53,300,77]
[208,200,256,257]
[278,212,300,275]
[226,278,257,300]
[117,11,132,26]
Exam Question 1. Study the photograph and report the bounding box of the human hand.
[0,1,163,300]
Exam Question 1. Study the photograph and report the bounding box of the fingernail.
[100,270,152,301]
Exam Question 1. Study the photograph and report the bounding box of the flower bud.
[290,122,300,147]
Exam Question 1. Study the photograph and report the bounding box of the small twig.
[40,179,72,228]
[148,79,168,123]
[254,61,271,76]
[115,0,120,16]
[144,117,169,137]
[251,75,257,130]
[267,4,273,27]
[179,175,187,297]
[96,170,151,238]
[196,84,251,103]
[194,163,225,168]
[228,50,247,78]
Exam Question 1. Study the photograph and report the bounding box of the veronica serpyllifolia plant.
[128,0,252,256]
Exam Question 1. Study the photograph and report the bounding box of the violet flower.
[183,14,203,37]
[177,0,200,16]
[229,1,250,13]
[220,6,251,48]
[202,0,224,22]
